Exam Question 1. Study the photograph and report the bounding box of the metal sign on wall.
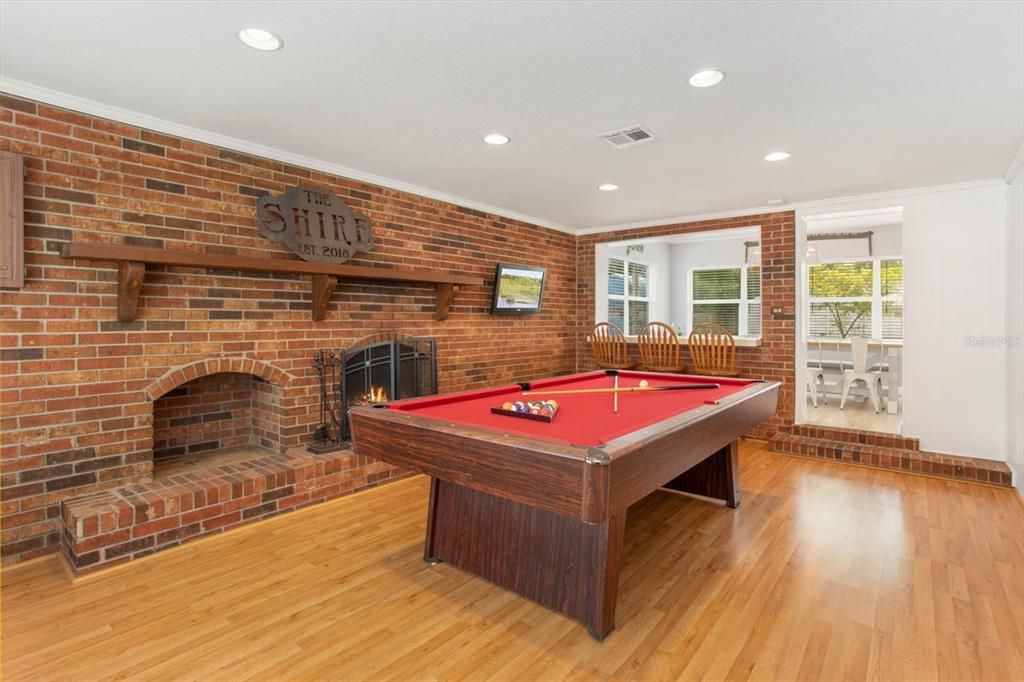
[257,185,374,264]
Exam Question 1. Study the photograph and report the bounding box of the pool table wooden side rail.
[602,381,781,510]
[347,405,605,521]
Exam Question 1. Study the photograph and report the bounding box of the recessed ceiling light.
[238,28,283,51]
[483,133,510,145]
[764,151,791,162]
[598,183,619,192]
[766,198,786,205]
[688,69,725,88]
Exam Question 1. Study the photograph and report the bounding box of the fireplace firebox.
[311,335,436,450]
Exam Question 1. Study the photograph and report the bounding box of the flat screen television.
[490,263,547,314]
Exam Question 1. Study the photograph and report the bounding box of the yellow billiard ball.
[639,379,649,388]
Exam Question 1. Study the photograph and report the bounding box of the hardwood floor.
[803,397,902,434]
[2,441,1021,681]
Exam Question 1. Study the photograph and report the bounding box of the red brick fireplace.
[0,93,578,569]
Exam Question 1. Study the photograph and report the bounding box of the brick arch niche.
[144,358,295,478]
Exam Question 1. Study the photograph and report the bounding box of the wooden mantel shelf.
[60,243,483,322]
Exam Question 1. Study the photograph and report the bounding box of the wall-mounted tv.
[490,263,547,314]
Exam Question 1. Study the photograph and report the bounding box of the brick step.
[789,423,921,451]
[770,433,1012,487]
[60,448,407,575]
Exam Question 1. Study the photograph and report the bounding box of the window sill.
[621,336,763,348]
[807,339,903,347]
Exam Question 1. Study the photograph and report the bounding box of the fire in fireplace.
[311,334,436,451]
[356,386,389,405]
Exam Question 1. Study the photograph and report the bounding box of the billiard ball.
[547,399,559,410]
[639,379,649,388]
[502,401,514,411]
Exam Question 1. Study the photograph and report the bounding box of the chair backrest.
[688,323,737,375]
[808,338,823,369]
[590,322,629,368]
[850,336,870,373]
[637,322,681,370]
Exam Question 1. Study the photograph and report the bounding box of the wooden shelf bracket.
[435,282,459,322]
[117,261,146,323]
[311,274,338,322]
[61,243,483,323]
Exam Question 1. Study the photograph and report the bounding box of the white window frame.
[607,256,652,336]
[805,256,903,340]
[687,264,761,338]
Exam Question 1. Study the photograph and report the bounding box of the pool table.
[349,369,780,640]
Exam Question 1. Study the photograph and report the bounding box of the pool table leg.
[421,477,628,640]
[585,510,627,641]
[423,476,443,564]
[662,440,741,508]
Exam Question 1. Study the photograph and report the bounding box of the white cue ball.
[639,379,649,388]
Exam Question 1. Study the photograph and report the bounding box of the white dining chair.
[840,337,885,413]
[806,338,827,407]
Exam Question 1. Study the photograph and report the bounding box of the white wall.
[1006,165,1024,489]
[798,181,1010,461]
[669,235,750,332]
[600,241,671,328]
[597,231,757,333]
[808,223,903,259]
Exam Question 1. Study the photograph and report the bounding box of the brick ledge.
[61,448,407,575]
[770,433,1011,487]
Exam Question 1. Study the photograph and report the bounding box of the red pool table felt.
[386,370,757,447]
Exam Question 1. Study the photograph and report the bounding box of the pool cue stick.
[523,383,721,397]
[613,373,619,413]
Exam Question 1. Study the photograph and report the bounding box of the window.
[689,265,761,337]
[607,257,650,335]
[807,258,903,339]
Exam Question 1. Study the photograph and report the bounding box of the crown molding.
[1005,143,1024,184]
[580,179,1006,236]
[575,206,791,236]
[794,178,1007,215]
[0,79,575,234]
[601,225,760,246]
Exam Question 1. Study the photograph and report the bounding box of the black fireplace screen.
[312,337,436,448]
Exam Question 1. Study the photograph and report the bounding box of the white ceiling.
[1,1,1021,232]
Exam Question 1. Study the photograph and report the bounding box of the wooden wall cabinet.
[0,151,25,289]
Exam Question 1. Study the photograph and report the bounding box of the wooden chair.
[589,322,636,370]
[687,323,740,377]
[637,322,685,372]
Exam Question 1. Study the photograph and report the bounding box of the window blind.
[607,257,650,335]
[807,258,902,340]
[880,259,903,339]
[809,261,873,298]
[692,268,741,300]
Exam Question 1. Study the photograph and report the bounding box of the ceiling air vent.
[599,125,657,149]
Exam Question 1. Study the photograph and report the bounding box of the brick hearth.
[61,447,404,574]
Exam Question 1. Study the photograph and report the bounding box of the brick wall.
[576,212,796,439]
[0,93,578,565]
